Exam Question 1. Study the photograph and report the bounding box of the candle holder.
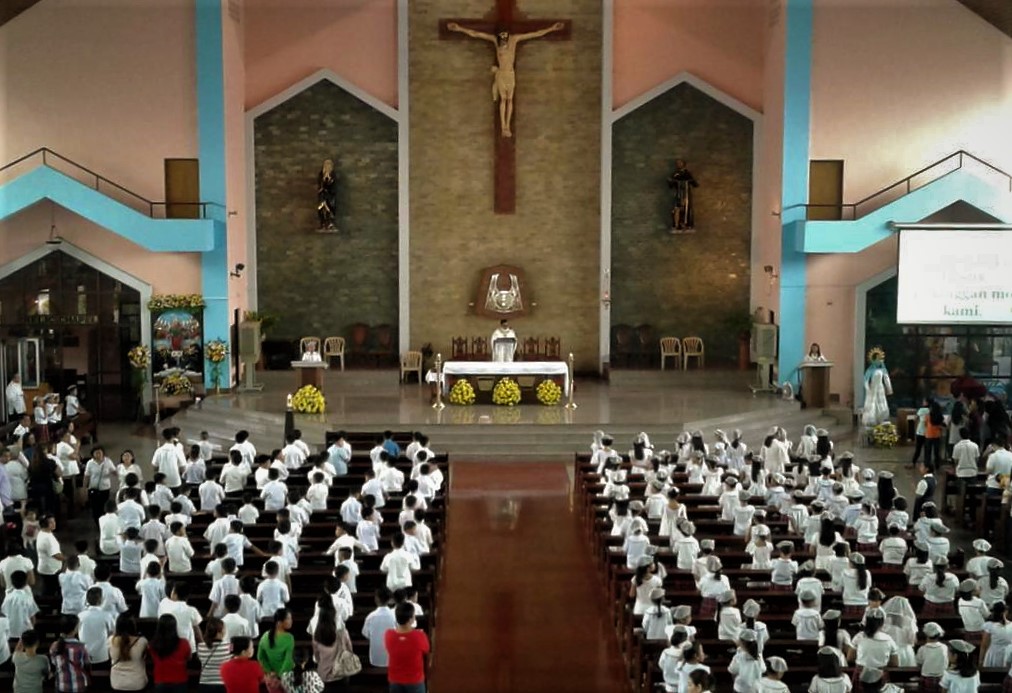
[432,353,446,410]
[565,352,578,409]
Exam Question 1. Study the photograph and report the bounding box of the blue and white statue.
[862,347,893,427]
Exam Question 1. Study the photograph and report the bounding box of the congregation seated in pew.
[0,425,447,693]
[574,427,1011,693]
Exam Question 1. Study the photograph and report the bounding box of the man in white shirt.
[230,431,257,470]
[64,385,83,419]
[158,583,203,649]
[953,428,980,479]
[361,588,397,667]
[151,429,185,490]
[4,374,25,423]
[11,414,31,442]
[380,533,421,591]
[984,440,1012,493]
[83,446,116,527]
[78,587,116,663]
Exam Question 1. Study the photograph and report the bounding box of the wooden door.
[164,158,200,219]
[808,160,844,221]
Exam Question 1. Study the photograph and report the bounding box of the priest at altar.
[491,319,517,363]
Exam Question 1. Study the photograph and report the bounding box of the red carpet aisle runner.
[427,462,628,693]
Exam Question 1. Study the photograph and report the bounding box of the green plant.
[243,310,278,336]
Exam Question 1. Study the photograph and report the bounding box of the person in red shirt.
[384,602,430,693]
[148,614,192,693]
[221,636,265,693]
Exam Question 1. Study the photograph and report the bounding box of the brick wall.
[611,82,753,364]
[254,80,399,341]
[408,0,602,371]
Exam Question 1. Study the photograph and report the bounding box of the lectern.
[491,337,517,363]
[291,361,329,389]
[801,361,833,408]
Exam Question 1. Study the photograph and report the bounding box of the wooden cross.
[439,0,572,214]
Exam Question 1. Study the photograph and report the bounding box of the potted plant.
[723,311,754,371]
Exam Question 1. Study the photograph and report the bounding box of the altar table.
[441,361,570,395]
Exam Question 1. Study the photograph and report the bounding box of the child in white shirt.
[957,580,989,635]
[642,587,673,640]
[237,494,260,525]
[305,473,330,512]
[792,591,823,640]
[140,507,170,556]
[357,507,381,552]
[208,558,241,618]
[136,561,167,618]
[879,525,908,566]
[1,571,38,637]
[260,469,288,512]
[256,560,290,614]
[118,527,144,576]
[183,445,206,485]
[58,555,93,615]
[164,521,195,573]
[769,542,798,588]
[338,548,359,594]
[98,500,122,555]
[198,478,225,514]
[380,533,420,591]
[361,469,387,508]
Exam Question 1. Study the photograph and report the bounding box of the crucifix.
[439,0,572,214]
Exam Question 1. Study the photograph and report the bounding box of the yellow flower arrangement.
[492,377,521,406]
[292,385,326,414]
[536,379,562,406]
[206,339,229,363]
[448,379,476,405]
[867,346,886,363]
[161,373,193,397]
[128,345,150,369]
[148,294,206,312]
[871,421,899,448]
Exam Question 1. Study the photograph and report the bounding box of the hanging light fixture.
[46,204,63,245]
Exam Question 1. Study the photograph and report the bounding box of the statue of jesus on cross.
[446,20,565,138]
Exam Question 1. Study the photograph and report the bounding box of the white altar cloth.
[441,361,569,395]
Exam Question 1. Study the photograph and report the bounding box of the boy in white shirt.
[403,521,428,556]
[415,464,438,501]
[338,547,360,594]
[340,491,363,526]
[118,527,144,576]
[157,582,203,649]
[305,472,330,512]
[150,474,175,511]
[238,576,262,637]
[219,451,250,494]
[140,507,170,556]
[361,588,397,667]
[93,564,129,614]
[199,477,227,513]
[58,555,93,615]
[238,493,260,525]
[208,557,241,618]
[221,520,267,568]
[197,431,215,462]
[77,587,116,663]
[165,501,192,529]
[221,594,252,640]
[256,560,290,614]
[139,540,163,579]
[165,521,195,573]
[361,469,386,509]
[99,500,123,555]
[183,448,206,485]
[380,533,421,591]
[0,571,37,636]
[230,430,257,470]
[260,469,288,512]
[116,488,147,530]
[412,509,433,552]
[357,507,381,552]
[204,506,233,549]
[136,561,166,618]
[379,456,405,493]
[952,427,980,480]
[281,433,306,469]
[326,524,370,564]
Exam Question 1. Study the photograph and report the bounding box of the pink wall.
[807,0,1012,406]
[612,0,766,111]
[0,0,197,201]
[811,0,1012,202]
[224,0,250,318]
[0,204,202,295]
[243,0,398,110]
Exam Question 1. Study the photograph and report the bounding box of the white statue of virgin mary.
[861,347,893,427]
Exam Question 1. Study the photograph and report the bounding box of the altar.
[441,360,570,395]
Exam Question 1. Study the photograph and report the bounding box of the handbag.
[331,650,362,678]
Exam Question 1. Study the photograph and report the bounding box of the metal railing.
[787,150,1012,222]
[0,147,224,219]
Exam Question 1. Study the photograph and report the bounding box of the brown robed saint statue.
[439,0,572,214]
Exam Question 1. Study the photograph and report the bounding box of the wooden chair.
[659,337,682,370]
[611,324,634,367]
[372,324,395,366]
[451,336,468,361]
[682,336,705,370]
[471,336,489,360]
[299,336,321,357]
[324,336,345,371]
[635,324,656,367]
[522,336,541,360]
[544,336,561,359]
[400,350,423,383]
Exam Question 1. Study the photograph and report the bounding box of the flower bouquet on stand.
[871,422,899,449]
[206,339,229,394]
[292,385,326,414]
[536,379,562,406]
[492,377,521,406]
[448,379,475,406]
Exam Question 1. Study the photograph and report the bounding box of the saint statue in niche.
[668,159,699,233]
[317,159,338,232]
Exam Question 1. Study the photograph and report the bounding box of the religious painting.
[151,308,204,376]
[474,264,531,320]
